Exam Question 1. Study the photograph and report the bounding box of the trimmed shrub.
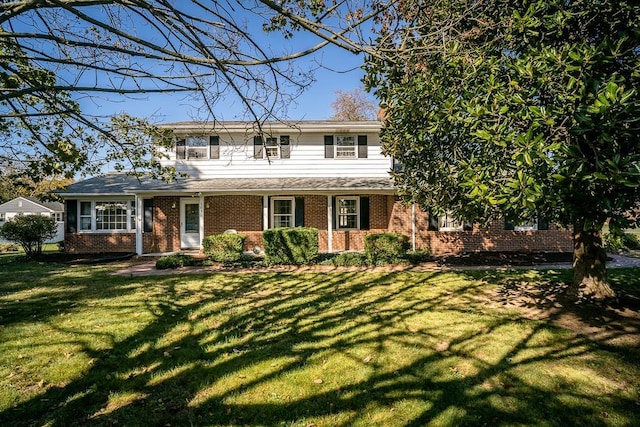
[323,251,369,267]
[155,253,196,270]
[365,232,410,265]
[263,227,318,265]
[202,233,246,262]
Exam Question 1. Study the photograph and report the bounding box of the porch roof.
[59,173,396,196]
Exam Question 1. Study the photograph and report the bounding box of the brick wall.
[64,194,573,254]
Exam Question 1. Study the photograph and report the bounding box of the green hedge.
[156,253,197,270]
[365,233,410,265]
[263,227,318,265]
[202,233,246,262]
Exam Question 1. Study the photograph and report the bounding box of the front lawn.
[1,259,639,426]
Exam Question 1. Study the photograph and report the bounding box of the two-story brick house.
[59,120,572,255]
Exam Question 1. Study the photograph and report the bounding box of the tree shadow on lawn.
[1,267,639,426]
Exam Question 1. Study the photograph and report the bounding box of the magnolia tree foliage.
[364,0,640,299]
[0,215,57,258]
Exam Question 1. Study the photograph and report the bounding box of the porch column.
[411,203,416,252]
[327,195,333,253]
[263,195,269,231]
[199,193,204,250]
[135,194,143,255]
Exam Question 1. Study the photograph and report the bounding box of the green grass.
[1,258,639,426]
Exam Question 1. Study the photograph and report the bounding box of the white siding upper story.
[158,120,391,179]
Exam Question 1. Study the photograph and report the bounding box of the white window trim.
[77,200,137,233]
[264,137,280,159]
[184,136,209,160]
[514,218,539,231]
[439,212,464,232]
[336,196,360,230]
[334,135,357,159]
[270,197,295,229]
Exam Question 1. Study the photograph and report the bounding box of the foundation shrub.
[263,227,318,265]
[202,233,246,262]
[322,251,369,267]
[365,232,410,265]
[155,253,197,270]
[604,231,640,253]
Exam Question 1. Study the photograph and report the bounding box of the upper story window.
[186,136,208,159]
[176,136,219,160]
[324,135,367,159]
[0,213,4,221]
[255,135,290,159]
[78,200,136,232]
[335,136,356,158]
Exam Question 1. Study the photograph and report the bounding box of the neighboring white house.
[0,197,65,243]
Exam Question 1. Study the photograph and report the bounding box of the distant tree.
[0,171,74,203]
[0,215,57,258]
[365,0,640,300]
[330,88,378,121]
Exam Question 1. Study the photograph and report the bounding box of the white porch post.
[135,194,143,255]
[411,203,416,252]
[263,195,269,231]
[198,193,204,250]
[327,195,333,253]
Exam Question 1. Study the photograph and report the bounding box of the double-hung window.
[265,137,280,158]
[271,197,294,228]
[337,197,359,229]
[335,135,356,158]
[79,200,136,232]
[438,212,464,231]
[185,136,208,159]
[514,217,538,231]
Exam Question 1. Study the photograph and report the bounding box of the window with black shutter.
[324,135,334,158]
[209,136,219,159]
[358,135,368,158]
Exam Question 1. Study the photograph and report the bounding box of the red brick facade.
[65,194,573,254]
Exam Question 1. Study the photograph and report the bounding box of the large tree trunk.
[570,222,616,300]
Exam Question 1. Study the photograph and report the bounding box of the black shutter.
[176,139,186,159]
[332,196,337,229]
[358,135,368,158]
[254,136,263,158]
[143,199,154,233]
[209,135,219,159]
[538,218,549,230]
[360,196,370,230]
[66,199,77,233]
[280,136,290,159]
[463,221,473,231]
[504,219,515,230]
[428,211,439,231]
[295,197,305,227]
[324,135,334,158]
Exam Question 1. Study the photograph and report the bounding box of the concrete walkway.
[111,254,640,277]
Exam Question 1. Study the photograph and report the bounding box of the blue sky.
[67,4,376,124]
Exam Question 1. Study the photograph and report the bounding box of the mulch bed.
[435,251,574,267]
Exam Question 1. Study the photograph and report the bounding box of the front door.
[180,198,201,249]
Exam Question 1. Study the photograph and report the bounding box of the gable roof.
[0,197,64,214]
[58,173,395,196]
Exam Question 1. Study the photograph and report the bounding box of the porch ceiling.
[58,173,396,196]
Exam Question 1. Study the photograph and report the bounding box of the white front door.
[180,198,201,249]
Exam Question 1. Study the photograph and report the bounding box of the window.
[186,136,208,159]
[271,197,294,228]
[0,213,4,221]
[438,212,464,231]
[78,200,136,232]
[265,137,280,158]
[54,212,63,222]
[337,197,359,230]
[514,217,538,231]
[335,135,356,158]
